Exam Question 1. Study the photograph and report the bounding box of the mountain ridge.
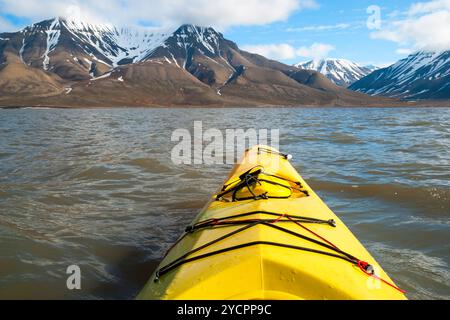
[295,58,378,87]
[350,51,450,100]
[0,18,423,107]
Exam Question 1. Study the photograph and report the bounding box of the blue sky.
[1,0,449,67]
[226,0,416,66]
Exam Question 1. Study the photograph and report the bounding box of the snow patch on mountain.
[60,18,172,67]
[350,51,450,99]
[14,18,226,73]
[174,25,220,56]
[19,38,26,64]
[42,19,61,70]
[91,72,112,81]
[381,52,449,83]
[143,24,224,70]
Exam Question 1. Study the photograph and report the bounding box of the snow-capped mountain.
[294,58,378,86]
[350,51,450,100]
[0,17,232,81]
[0,17,399,107]
[59,19,171,67]
[2,18,173,79]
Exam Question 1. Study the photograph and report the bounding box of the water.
[0,107,449,300]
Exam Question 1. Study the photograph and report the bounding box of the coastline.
[2,101,450,109]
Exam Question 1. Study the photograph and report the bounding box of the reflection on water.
[0,107,449,300]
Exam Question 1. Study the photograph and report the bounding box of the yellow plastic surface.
[138,146,407,300]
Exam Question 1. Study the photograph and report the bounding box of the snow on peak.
[18,18,226,69]
[171,24,222,56]
[350,50,450,99]
[295,58,378,86]
[14,17,230,74]
[56,18,173,67]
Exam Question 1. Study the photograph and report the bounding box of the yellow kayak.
[138,146,407,300]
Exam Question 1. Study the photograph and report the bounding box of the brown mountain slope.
[0,51,64,100]
[60,62,225,107]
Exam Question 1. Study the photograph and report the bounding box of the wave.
[0,218,52,241]
[73,166,134,181]
[308,179,450,218]
[367,242,450,300]
[124,158,171,173]
[328,132,364,145]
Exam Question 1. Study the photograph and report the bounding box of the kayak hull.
[138,146,407,300]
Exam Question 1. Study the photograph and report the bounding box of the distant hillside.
[350,51,450,100]
[295,59,378,87]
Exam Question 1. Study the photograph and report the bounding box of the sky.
[1,0,449,67]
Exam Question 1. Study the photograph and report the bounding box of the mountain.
[350,51,450,100]
[0,18,401,107]
[294,59,378,87]
[1,18,172,80]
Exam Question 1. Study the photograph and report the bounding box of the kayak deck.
[138,146,406,300]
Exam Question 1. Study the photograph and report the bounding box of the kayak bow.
[138,146,407,300]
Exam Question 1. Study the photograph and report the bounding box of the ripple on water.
[367,242,450,300]
[124,158,171,173]
[328,132,364,145]
[309,179,450,218]
[0,152,13,159]
[74,166,135,181]
[179,169,205,179]
[0,107,449,300]
[36,194,88,206]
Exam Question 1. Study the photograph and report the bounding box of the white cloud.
[0,16,15,31]
[286,23,352,32]
[242,44,298,60]
[242,42,335,61]
[408,0,450,14]
[371,0,450,52]
[0,0,318,29]
[296,43,335,59]
[396,48,414,55]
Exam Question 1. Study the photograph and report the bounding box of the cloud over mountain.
[242,43,335,61]
[0,0,318,29]
[371,0,450,52]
